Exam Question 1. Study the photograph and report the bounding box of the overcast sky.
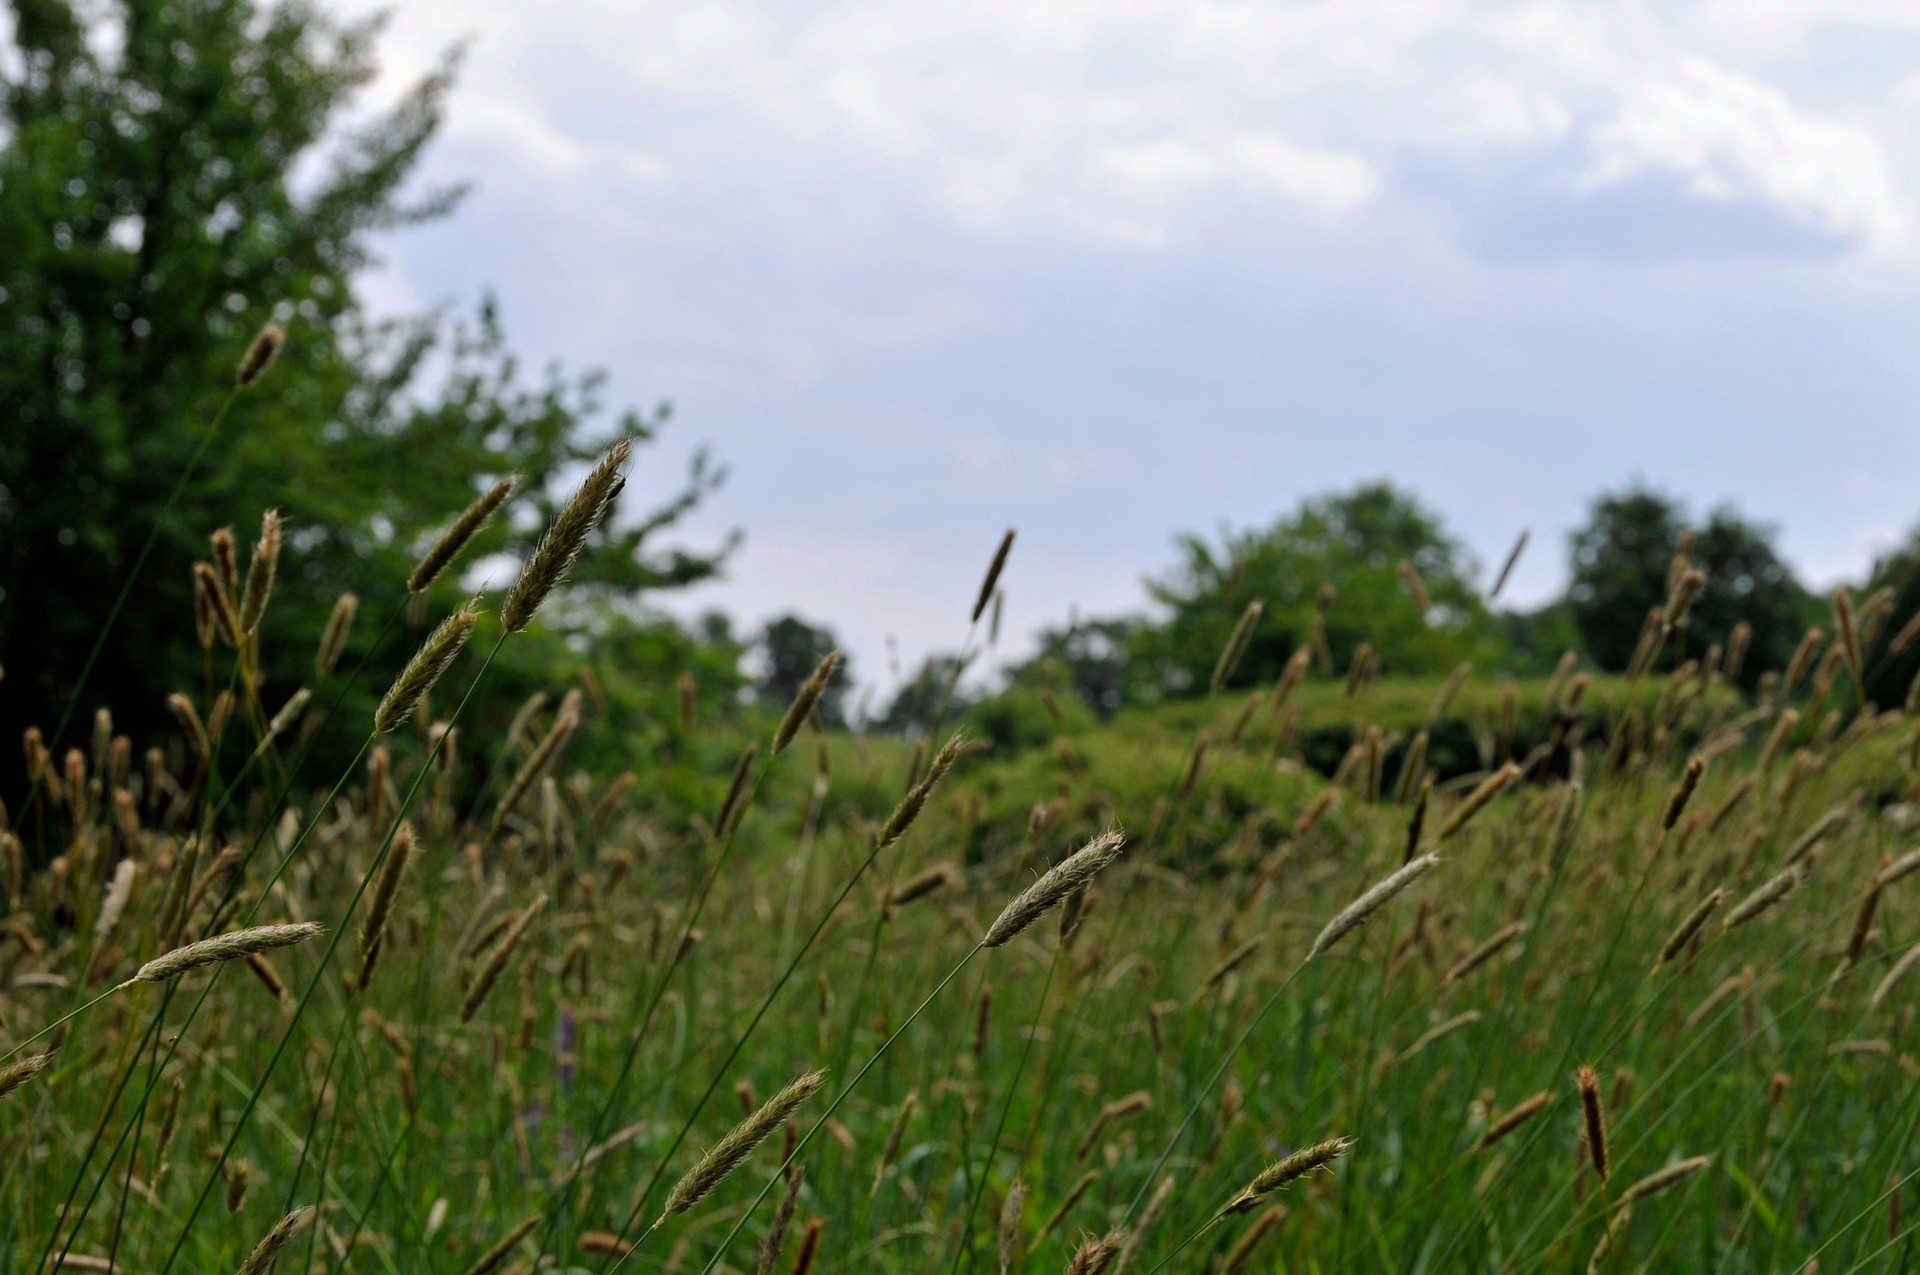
[340,0,1920,695]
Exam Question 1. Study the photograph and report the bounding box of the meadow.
[4,375,1920,1273]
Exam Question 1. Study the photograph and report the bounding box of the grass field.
[4,451,1919,1273]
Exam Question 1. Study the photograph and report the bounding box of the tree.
[1017,615,1153,717]
[1688,507,1819,681]
[1861,529,1920,709]
[873,652,977,735]
[1566,484,1813,677]
[0,0,731,784]
[1566,485,1687,671]
[754,615,852,726]
[1136,481,1499,695]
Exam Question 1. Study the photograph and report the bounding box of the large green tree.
[0,0,731,781]
[1135,480,1501,694]
[1566,484,1813,677]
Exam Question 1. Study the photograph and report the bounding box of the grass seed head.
[235,1204,316,1275]
[973,529,1016,624]
[1724,866,1804,930]
[998,1177,1027,1273]
[1478,1092,1552,1149]
[0,1051,54,1101]
[501,439,631,632]
[774,651,841,756]
[130,922,323,985]
[1063,1232,1123,1275]
[459,1213,544,1275]
[375,601,480,734]
[1618,1155,1711,1206]
[1661,756,1707,831]
[1222,1135,1352,1216]
[984,828,1127,948]
[1576,1065,1609,1180]
[660,1069,827,1222]
[236,323,285,388]
[461,893,547,1022]
[358,821,416,992]
[758,1164,807,1275]
[237,508,281,635]
[1310,853,1439,959]
[193,562,242,648]
[1656,889,1724,967]
[1438,764,1520,842]
[1212,601,1263,695]
[411,473,519,594]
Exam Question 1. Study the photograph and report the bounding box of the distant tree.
[1137,481,1498,694]
[1018,615,1153,717]
[754,614,851,726]
[1498,600,1584,674]
[0,0,732,784]
[1862,529,1920,709]
[1689,507,1820,681]
[874,652,977,735]
[1567,485,1813,677]
[1567,485,1687,671]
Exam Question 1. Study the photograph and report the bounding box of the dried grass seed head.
[984,828,1128,948]
[501,440,632,633]
[973,530,1016,624]
[375,601,480,734]
[1309,853,1439,959]
[130,922,324,985]
[1212,601,1263,695]
[316,592,359,676]
[660,1069,827,1222]
[411,473,520,594]
[193,561,242,648]
[235,1204,317,1275]
[236,324,285,388]
[0,1051,54,1101]
[1223,1136,1352,1215]
[773,651,840,756]
[238,508,281,635]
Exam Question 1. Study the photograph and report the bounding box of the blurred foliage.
[873,651,979,736]
[1864,527,1920,711]
[753,614,853,727]
[1135,481,1502,691]
[1006,480,1847,726]
[0,0,733,791]
[1567,483,1818,682]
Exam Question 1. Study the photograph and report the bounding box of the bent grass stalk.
[546,737,969,1268]
[674,944,989,1275]
[946,939,1065,1274]
[155,630,511,1275]
[1471,894,1869,1270]
[25,600,416,1264]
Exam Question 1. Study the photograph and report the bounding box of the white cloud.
[1583,59,1904,251]
[1097,133,1376,213]
[1454,77,1573,144]
[1229,135,1379,212]
[342,0,1920,261]
[452,97,593,174]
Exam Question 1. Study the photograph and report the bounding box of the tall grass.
[4,349,1920,1272]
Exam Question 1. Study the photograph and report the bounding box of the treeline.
[768,480,1920,734]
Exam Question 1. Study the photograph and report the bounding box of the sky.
[336,0,1920,696]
